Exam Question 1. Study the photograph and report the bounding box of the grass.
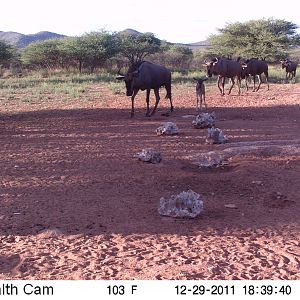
[108,82,124,95]
[172,70,207,84]
[268,65,299,83]
[0,66,298,107]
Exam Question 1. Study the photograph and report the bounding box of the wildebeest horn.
[116,68,125,80]
[117,68,125,76]
[116,75,125,80]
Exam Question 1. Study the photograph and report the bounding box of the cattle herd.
[116,57,298,116]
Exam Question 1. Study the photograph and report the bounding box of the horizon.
[1,0,300,44]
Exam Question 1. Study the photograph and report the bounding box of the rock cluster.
[158,190,204,218]
[205,127,229,144]
[136,148,162,164]
[192,112,216,129]
[156,122,179,136]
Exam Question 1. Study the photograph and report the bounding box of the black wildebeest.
[193,77,208,111]
[116,61,173,117]
[242,58,269,91]
[280,59,297,81]
[204,57,242,96]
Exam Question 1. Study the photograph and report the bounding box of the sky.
[1,0,300,43]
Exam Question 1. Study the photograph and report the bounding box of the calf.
[281,59,297,80]
[193,77,208,111]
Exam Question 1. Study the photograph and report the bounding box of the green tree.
[0,40,14,66]
[59,36,88,72]
[208,19,300,61]
[80,31,119,72]
[166,45,193,70]
[117,32,161,66]
[21,31,118,72]
[21,39,65,69]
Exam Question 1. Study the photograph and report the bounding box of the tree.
[117,32,161,67]
[207,19,300,61]
[21,31,119,72]
[80,31,119,72]
[59,36,89,73]
[0,40,14,66]
[166,45,193,70]
[21,39,65,69]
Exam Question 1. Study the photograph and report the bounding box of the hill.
[120,28,209,49]
[174,41,210,50]
[0,28,209,50]
[0,31,66,48]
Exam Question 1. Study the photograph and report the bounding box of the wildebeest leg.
[265,71,269,90]
[203,86,207,110]
[221,77,226,96]
[252,75,256,92]
[130,89,139,117]
[150,88,160,116]
[199,92,203,111]
[196,91,199,111]
[256,74,262,91]
[217,76,223,95]
[237,77,241,95]
[145,89,151,116]
[165,85,173,112]
[228,77,235,95]
[245,76,249,91]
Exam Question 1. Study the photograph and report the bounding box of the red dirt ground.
[0,82,300,279]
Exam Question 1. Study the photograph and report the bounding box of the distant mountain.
[0,28,209,50]
[172,41,209,50]
[178,40,210,49]
[0,31,66,48]
[120,28,209,49]
[120,28,143,36]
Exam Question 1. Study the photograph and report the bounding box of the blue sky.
[1,0,300,43]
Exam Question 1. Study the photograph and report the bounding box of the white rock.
[182,115,196,119]
[158,190,204,218]
[192,112,216,129]
[205,127,229,144]
[156,122,179,136]
[136,148,162,164]
[194,152,226,167]
[224,204,237,209]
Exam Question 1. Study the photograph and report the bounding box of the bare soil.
[0,82,300,279]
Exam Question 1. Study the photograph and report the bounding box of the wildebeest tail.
[264,69,269,79]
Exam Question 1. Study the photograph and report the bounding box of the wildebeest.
[241,58,269,91]
[204,57,242,96]
[116,61,173,117]
[193,77,208,111]
[280,59,297,80]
